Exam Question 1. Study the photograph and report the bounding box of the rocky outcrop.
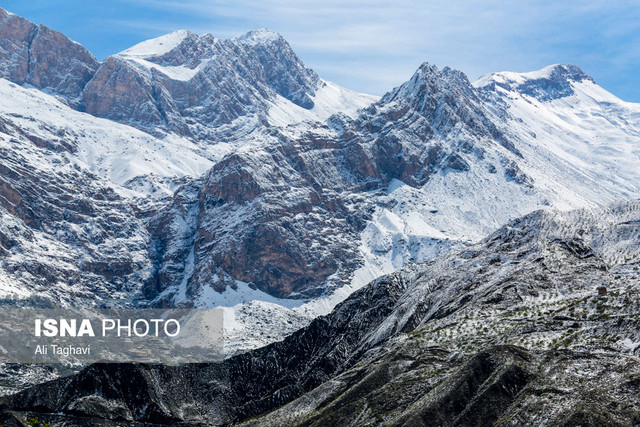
[0,8,98,101]
[80,56,185,135]
[0,9,34,84]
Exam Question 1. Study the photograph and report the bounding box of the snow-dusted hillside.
[475,64,640,208]
[0,78,211,306]
[0,80,216,195]
[5,200,639,425]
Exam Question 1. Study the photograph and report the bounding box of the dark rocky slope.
[2,200,639,425]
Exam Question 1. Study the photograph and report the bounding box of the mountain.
[474,63,640,205]
[151,61,640,351]
[0,8,376,140]
[0,7,640,356]
[2,200,638,425]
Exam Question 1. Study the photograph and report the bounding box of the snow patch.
[267,79,378,126]
[233,28,282,46]
[120,30,193,57]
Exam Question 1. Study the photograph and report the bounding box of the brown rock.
[0,8,36,84]
[0,8,98,99]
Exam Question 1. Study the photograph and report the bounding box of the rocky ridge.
[0,8,98,102]
[0,8,376,141]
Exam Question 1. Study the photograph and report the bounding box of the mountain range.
[0,9,639,422]
[1,7,640,354]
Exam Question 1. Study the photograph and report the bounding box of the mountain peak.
[119,29,197,57]
[233,28,284,45]
[473,64,595,102]
[474,64,592,87]
[0,7,98,99]
[0,7,14,16]
[524,63,592,82]
[381,62,479,108]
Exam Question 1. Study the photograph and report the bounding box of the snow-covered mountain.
[0,7,376,141]
[474,64,640,207]
[0,7,639,355]
[85,28,377,139]
[153,61,640,352]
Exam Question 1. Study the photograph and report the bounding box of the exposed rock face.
[186,129,377,298]
[0,9,33,84]
[156,58,632,304]
[76,28,323,138]
[0,115,153,305]
[149,63,529,302]
[3,201,639,425]
[0,9,98,101]
[103,30,322,140]
[25,25,99,100]
[80,56,179,134]
[378,63,509,152]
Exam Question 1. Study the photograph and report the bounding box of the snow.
[310,80,378,119]
[190,280,312,355]
[122,56,207,81]
[474,67,640,210]
[118,30,209,82]
[195,280,304,309]
[267,79,378,125]
[474,64,580,88]
[0,269,31,298]
[232,28,282,46]
[119,30,192,57]
[0,78,217,196]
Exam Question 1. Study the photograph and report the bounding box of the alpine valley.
[0,7,639,425]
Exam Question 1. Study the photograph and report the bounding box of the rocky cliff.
[0,8,98,102]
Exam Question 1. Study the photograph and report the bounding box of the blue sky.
[3,1,640,101]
